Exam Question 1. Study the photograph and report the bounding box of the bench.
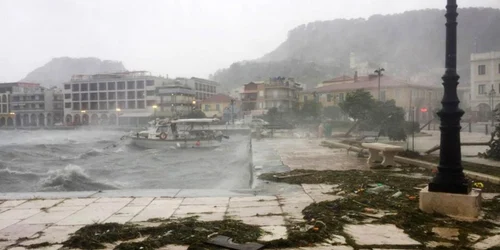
[361,142,404,167]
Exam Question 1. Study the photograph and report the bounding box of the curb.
[322,140,500,185]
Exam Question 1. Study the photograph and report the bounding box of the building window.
[146,80,154,86]
[64,84,70,90]
[204,104,209,111]
[108,82,115,90]
[136,81,145,89]
[127,81,135,89]
[146,100,156,106]
[81,93,88,101]
[90,83,97,91]
[108,92,115,100]
[146,90,155,96]
[478,65,486,75]
[259,91,264,97]
[72,84,79,92]
[117,82,125,90]
[478,84,485,95]
[216,104,220,111]
[81,83,88,91]
[64,94,70,99]
[65,103,71,108]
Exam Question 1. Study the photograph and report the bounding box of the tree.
[266,107,280,124]
[323,106,342,120]
[186,110,206,119]
[300,100,322,119]
[339,89,375,121]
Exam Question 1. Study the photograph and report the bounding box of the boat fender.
[160,132,168,140]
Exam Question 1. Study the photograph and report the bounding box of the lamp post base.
[428,171,471,194]
[420,186,481,219]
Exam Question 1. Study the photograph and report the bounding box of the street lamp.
[488,86,496,127]
[152,105,158,120]
[374,68,385,101]
[427,0,469,194]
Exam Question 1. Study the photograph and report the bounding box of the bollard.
[486,124,489,135]
[469,122,472,133]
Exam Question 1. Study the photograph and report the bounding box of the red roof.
[309,75,439,93]
[322,75,353,83]
[201,94,233,103]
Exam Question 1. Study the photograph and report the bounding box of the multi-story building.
[470,51,500,122]
[200,94,237,118]
[155,82,195,118]
[0,82,40,127]
[176,77,219,103]
[10,85,63,127]
[300,73,442,122]
[240,77,302,115]
[63,71,167,126]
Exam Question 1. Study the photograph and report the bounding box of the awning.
[119,112,152,118]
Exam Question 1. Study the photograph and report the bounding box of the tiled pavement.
[0,138,499,249]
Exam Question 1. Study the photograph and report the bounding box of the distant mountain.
[212,7,500,89]
[20,57,127,87]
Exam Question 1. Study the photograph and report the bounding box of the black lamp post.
[428,0,470,194]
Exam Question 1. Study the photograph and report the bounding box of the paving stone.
[344,224,421,246]
[171,212,225,222]
[259,226,287,241]
[174,205,227,215]
[113,206,146,217]
[473,235,500,249]
[56,202,128,225]
[307,191,343,203]
[229,200,280,208]
[230,196,277,202]
[157,245,189,250]
[181,197,229,205]
[425,241,455,248]
[58,198,98,207]
[0,209,40,220]
[0,200,27,208]
[432,227,459,241]
[227,205,282,218]
[19,208,79,225]
[330,234,347,245]
[301,184,323,192]
[0,219,20,230]
[238,216,285,226]
[104,216,133,224]
[95,197,133,203]
[482,193,500,200]
[128,197,155,206]
[277,192,314,204]
[301,246,353,250]
[0,224,47,240]
[130,199,182,222]
[22,225,82,244]
[48,206,85,212]
[16,199,62,209]
[280,202,308,222]
[0,241,14,250]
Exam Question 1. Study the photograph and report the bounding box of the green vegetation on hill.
[212,8,500,89]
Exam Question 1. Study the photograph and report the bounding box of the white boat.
[129,118,228,149]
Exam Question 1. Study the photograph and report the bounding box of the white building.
[470,51,500,122]
[63,71,167,126]
[11,85,63,127]
[175,77,219,102]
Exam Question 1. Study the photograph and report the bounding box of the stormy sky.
[1,0,499,82]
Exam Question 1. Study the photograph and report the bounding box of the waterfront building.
[240,77,302,116]
[469,51,500,122]
[155,82,196,118]
[63,71,167,126]
[10,85,63,126]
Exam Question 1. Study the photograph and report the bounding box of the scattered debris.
[467,233,481,243]
[205,235,264,250]
[431,227,460,241]
[391,191,402,198]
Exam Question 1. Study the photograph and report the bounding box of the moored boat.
[130,118,228,149]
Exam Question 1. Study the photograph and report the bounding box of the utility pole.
[374,68,385,101]
[230,99,235,125]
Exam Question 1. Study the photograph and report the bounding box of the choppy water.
[0,129,252,192]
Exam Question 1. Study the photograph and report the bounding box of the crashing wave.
[39,164,117,192]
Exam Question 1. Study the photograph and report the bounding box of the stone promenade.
[0,137,498,250]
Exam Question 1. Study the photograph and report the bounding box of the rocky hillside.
[21,57,127,87]
[212,7,500,89]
